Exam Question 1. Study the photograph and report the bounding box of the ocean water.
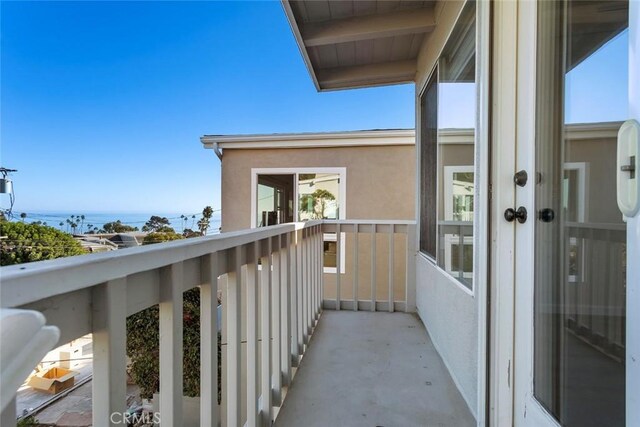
[13,211,222,235]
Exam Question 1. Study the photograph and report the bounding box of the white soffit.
[282,0,438,91]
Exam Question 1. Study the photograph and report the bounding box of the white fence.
[0,219,416,426]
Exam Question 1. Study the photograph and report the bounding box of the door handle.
[504,207,527,223]
[538,208,555,222]
[617,119,640,217]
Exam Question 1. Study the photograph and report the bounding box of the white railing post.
[226,246,243,427]
[406,224,417,312]
[388,225,395,313]
[246,242,260,427]
[92,277,127,426]
[296,229,304,352]
[316,225,321,318]
[290,232,299,366]
[312,226,318,319]
[271,236,282,405]
[159,262,184,426]
[353,224,359,311]
[319,226,324,313]
[371,225,377,312]
[335,223,341,311]
[201,253,220,427]
[281,233,292,386]
[260,239,272,426]
[303,229,310,340]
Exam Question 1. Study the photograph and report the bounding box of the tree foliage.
[0,221,85,266]
[142,216,174,233]
[197,206,214,235]
[142,232,184,245]
[299,189,336,219]
[102,220,139,233]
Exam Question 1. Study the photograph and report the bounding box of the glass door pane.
[534,0,628,425]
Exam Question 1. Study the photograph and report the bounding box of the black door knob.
[514,170,528,187]
[538,208,555,222]
[504,206,528,223]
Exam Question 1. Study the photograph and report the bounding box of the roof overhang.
[201,129,415,151]
[282,0,437,91]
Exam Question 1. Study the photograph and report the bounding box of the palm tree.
[80,215,85,233]
[59,221,64,230]
[20,212,27,222]
[191,214,196,229]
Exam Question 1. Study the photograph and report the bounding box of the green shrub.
[0,221,85,266]
[142,232,184,245]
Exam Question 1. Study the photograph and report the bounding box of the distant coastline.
[6,211,222,235]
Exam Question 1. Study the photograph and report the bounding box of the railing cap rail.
[0,221,322,308]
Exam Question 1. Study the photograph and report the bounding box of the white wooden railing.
[321,220,416,312]
[0,219,417,426]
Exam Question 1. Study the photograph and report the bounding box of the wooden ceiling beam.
[316,59,416,90]
[302,8,435,47]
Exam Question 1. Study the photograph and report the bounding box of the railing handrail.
[322,219,416,226]
[1,220,322,309]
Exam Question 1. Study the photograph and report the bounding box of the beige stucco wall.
[221,145,415,231]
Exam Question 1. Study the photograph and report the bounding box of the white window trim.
[444,165,475,221]
[251,167,347,274]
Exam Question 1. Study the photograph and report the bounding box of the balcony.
[0,220,473,426]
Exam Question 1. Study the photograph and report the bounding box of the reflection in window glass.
[533,0,628,424]
[436,1,476,289]
[298,173,340,220]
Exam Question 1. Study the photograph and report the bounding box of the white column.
[353,224,359,311]
[159,262,184,426]
[92,278,127,426]
[201,253,220,427]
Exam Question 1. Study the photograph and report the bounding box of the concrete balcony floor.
[275,310,475,427]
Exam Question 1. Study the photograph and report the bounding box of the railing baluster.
[389,225,395,313]
[226,247,243,427]
[336,223,341,311]
[290,232,299,366]
[271,236,282,405]
[353,225,359,311]
[296,229,304,352]
[316,225,322,318]
[201,253,220,427]
[260,239,272,426]
[318,225,324,313]
[281,233,291,386]
[371,225,377,312]
[305,229,312,337]
[246,243,259,427]
[92,277,127,426]
[406,224,417,312]
[312,226,318,320]
[159,262,184,426]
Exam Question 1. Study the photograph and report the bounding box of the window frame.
[251,167,347,274]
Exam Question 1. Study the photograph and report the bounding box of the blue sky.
[1,1,414,214]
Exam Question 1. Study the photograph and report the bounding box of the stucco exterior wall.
[221,145,416,232]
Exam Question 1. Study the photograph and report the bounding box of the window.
[251,168,346,273]
[419,70,438,258]
[419,1,476,289]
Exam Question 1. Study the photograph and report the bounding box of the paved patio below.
[275,310,475,427]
